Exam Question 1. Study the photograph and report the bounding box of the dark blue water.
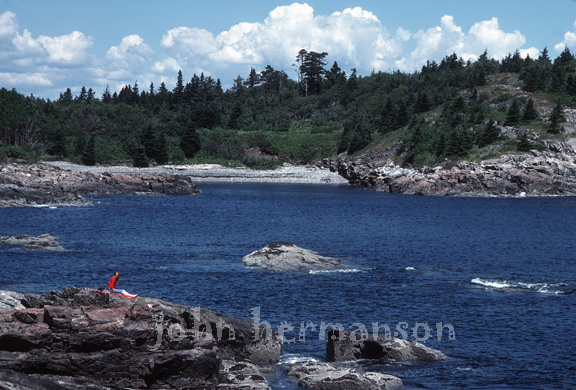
[1,184,575,389]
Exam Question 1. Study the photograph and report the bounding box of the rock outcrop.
[1,234,66,252]
[326,329,448,363]
[0,287,281,389]
[288,361,403,390]
[242,242,343,272]
[0,163,200,207]
[338,138,576,196]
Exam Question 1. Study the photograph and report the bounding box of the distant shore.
[0,161,349,207]
[43,161,349,185]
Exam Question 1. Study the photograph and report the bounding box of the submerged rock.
[327,329,448,363]
[242,242,343,272]
[0,287,281,389]
[288,361,402,390]
[0,234,66,252]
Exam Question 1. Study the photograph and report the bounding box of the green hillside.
[1,48,575,168]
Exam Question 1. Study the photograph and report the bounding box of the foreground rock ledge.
[0,287,281,389]
[242,242,343,272]
[288,361,403,390]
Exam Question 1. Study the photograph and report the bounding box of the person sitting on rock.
[108,271,138,298]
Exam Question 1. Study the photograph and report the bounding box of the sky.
[2,0,576,99]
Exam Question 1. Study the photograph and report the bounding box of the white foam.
[471,278,512,289]
[308,268,363,275]
[280,354,318,365]
[471,278,571,295]
[405,266,416,271]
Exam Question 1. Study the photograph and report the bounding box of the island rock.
[242,242,343,272]
[0,287,281,389]
[327,329,448,363]
[288,361,402,390]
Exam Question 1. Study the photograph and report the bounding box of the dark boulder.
[327,329,447,363]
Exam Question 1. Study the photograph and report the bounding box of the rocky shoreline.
[0,288,448,389]
[4,137,576,207]
[0,162,201,207]
[0,161,347,207]
[337,138,576,196]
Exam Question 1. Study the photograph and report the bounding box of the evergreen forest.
[1,47,575,169]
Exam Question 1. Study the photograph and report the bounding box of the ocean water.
[1,183,575,389]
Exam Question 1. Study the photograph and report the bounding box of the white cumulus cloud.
[105,34,155,77]
[0,4,548,98]
[0,11,18,40]
[463,17,528,61]
[37,31,94,65]
[555,20,576,52]
[407,15,537,68]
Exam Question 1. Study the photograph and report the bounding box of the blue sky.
[2,0,576,99]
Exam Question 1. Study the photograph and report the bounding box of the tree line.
[0,48,574,167]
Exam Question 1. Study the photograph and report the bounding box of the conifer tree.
[504,99,521,127]
[102,85,112,104]
[477,119,500,147]
[173,70,185,108]
[181,129,201,158]
[548,101,565,134]
[155,134,169,164]
[517,131,532,151]
[141,125,158,160]
[521,98,538,122]
[81,135,96,166]
[132,144,149,167]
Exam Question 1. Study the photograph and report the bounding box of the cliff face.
[337,138,576,196]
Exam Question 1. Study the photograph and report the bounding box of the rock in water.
[288,361,403,390]
[0,234,66,252]
[242,242,343,272]
[326,329,448,363]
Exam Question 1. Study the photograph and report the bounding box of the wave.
[471,278,573,295]
[308,268,364,275]
[279,354,319,365]
[405,266,416,271]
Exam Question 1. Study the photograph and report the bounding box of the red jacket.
[108,275,118,290]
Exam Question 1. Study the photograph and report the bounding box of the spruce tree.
[504,99,521,127]
[141,125,158,160]
[155,134,169,165]
[517,132,532,151]
[478,120,500,147]
[180,128,201,158]
[132,144,149,167]
[81,135,96,166]
[548,101,565,134]
[521,98,538,122]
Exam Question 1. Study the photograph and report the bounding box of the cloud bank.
[0,4,564,99]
